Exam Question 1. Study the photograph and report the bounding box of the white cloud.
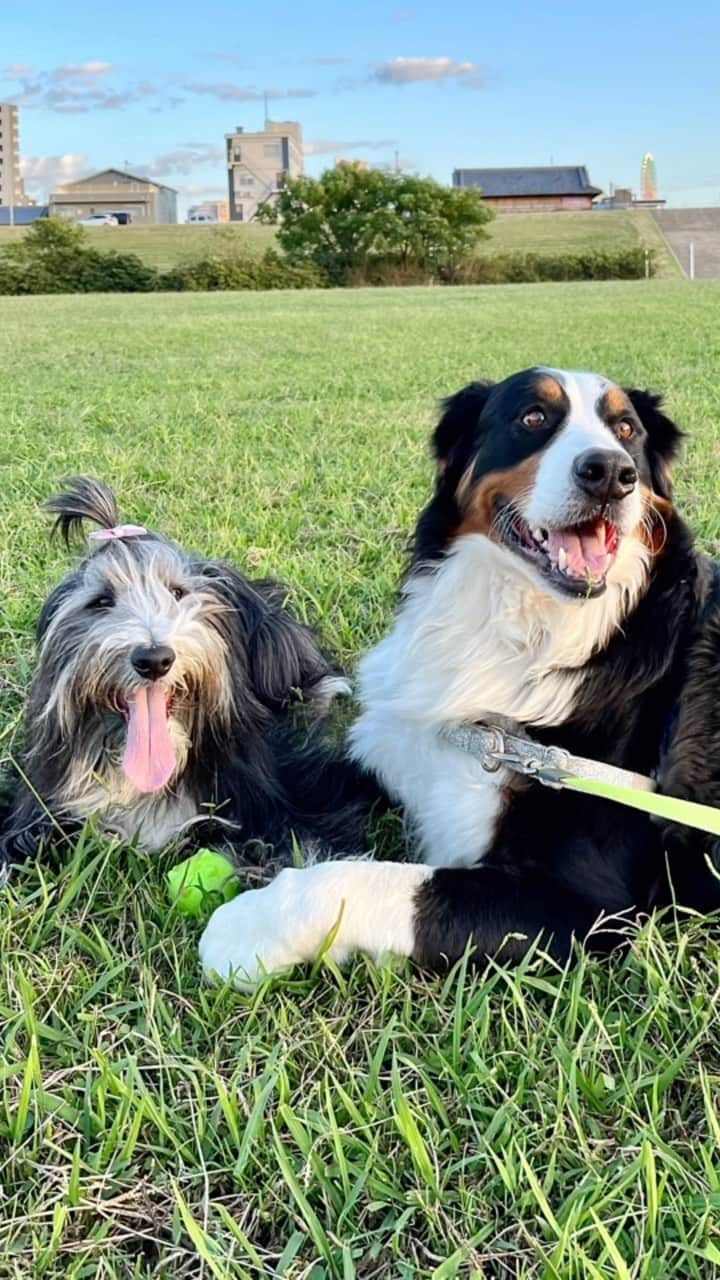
[131,144,226,177]
[52,62,114,81]
[3,63,181,113]
[371,56,483,87]
[175,183,229,197]
[184,80,317,102]
[304,137,398,155]
[20,153,89,199]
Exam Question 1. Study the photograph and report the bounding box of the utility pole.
[394,149,400,174]
[8,119,15,228]
[264,91,269,128]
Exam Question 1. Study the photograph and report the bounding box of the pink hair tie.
[89,524,148,542]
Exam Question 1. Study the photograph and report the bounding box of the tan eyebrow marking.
[602,385,632,417]
[534,375,565,403]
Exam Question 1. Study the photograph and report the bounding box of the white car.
[76,213,119,228]
[186,212,218,224]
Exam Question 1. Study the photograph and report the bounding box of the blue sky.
[3,0,719,217]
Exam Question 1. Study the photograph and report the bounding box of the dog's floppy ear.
[36,574,82,642]
[624,388,684,500]
[248,582,331,709]
[43,477,120,547]
[433,382,494,477]
[200,562,331,710]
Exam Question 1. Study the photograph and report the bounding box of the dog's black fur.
[409,382,720,964]
[1,479,370,873]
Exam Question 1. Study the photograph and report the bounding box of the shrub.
[0,217,158,294]
[73,250,158,293]
[160,249,327,292]
[0,216,655,295]
[446,248,655,285]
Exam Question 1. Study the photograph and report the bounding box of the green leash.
[561,775,720,838]
[443,723,720,840]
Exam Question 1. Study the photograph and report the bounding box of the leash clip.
[478,728,571,791]
[494,745,570,790]
[443,723,572,790]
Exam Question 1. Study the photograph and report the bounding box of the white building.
[225,120,303,222]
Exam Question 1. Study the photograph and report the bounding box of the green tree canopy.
[258,167,494,281]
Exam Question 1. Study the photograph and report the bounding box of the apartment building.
[0,103,31,211]
[225,120,303,222]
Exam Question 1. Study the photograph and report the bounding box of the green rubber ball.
[166,849,240,917]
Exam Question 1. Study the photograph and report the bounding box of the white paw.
[199,877,301,987]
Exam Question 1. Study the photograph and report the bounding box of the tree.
[0,216,157,294]
[257,167,494,282]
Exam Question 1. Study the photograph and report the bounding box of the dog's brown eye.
[170,585,186,602]
[522,408,546,429]
[618,420,635,440]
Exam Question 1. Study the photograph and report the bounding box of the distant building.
[187,199,229,223]
[594,184,666,211]
[0,205,47,226]
[50,168,177,224]
[452,165,601,212]
[641,153,658,202]
[612,187,635,208]
[0,103,33,213]
[225,121,303,222]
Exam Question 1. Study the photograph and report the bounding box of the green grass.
[1,281,720,1278]
[478,210,680,278]
[0,222,277,271]
[0,209,681,277]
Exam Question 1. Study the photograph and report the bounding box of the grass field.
[0,209,681,277]
[1,280,720,1278]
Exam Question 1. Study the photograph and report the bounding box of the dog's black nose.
[131,644,176,681]
[572,449,637,501]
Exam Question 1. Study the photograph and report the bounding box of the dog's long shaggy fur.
[1,479,368,871]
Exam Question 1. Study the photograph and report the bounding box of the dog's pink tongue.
[547,520,612,581]
[123,685,176,794]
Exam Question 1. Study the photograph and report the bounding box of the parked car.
[186,212,218,224]
[75,213,118,228]
[109,212,133,226]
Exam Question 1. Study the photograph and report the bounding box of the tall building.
[0,103,31,210]
[641,153,658,202]
[225,120,303,222]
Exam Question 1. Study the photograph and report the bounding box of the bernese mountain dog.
[200,367,720,985]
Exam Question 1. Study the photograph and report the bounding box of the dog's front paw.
[199,875,301,986]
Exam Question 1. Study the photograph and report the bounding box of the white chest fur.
[350,533,648,867]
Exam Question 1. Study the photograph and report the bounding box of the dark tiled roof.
[452,166,601,197]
